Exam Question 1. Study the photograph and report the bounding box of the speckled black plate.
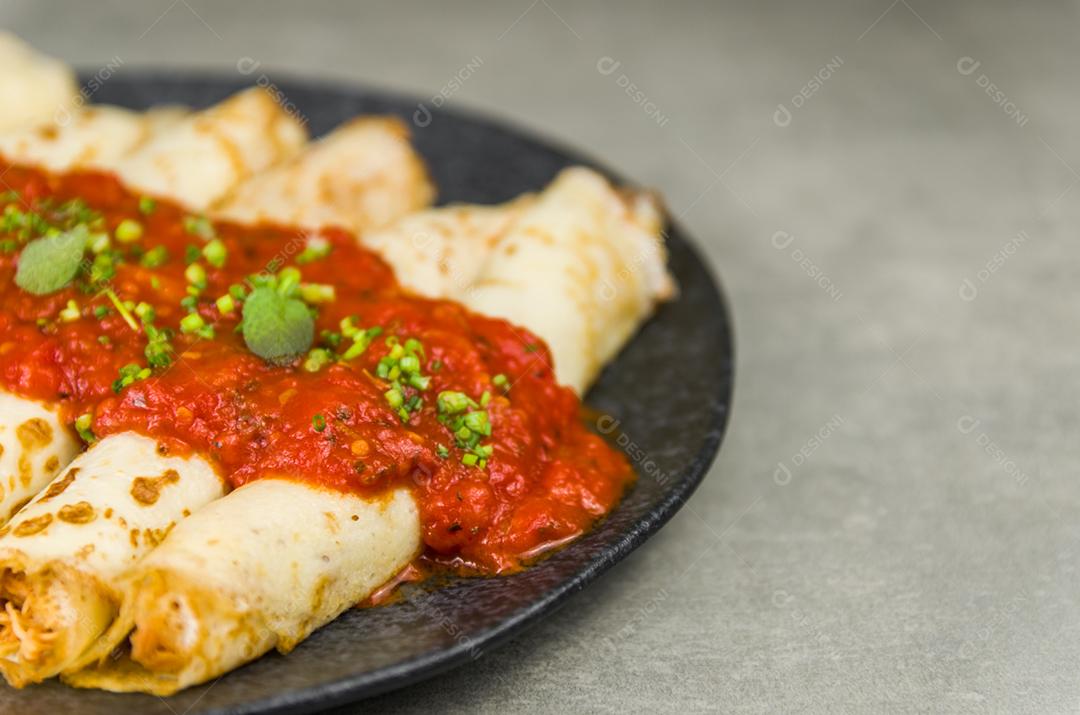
[0,73,734,715]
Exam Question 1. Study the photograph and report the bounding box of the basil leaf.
[15,225,90,295]
[241,286,314,365]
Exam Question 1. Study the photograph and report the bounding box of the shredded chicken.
[0,571,58,663]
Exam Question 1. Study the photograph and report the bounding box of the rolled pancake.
[0,90,304,542]
[213,117,434,233]
[0,105,189,173]
[113,87,308,210]
[360,199,530,299]
[63,167,672,694]
[0,121,445,688]
[0,393,80,527]
[464,167,674,393]
[66,480,419,695]
[0,432,223,686]
[0,33,78,132]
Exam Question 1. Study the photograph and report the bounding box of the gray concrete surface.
[2,1,1076,712]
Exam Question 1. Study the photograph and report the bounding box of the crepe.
[0,114,443,688]
[0,105,189,172]
[0,89,309,563]
[59,168,671,694]
[0,33,79,132]
[463,167,673,393]
[0,433,223,686]
[0,393,80,527]
[112,87,308,210]
[213,117,434,233]
[66,480,419,694]
[360,200,531,299]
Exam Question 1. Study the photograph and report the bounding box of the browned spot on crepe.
[143,523,175,548]
[13,513,52,537]
[58,501,96,524]
[17,454,31,487]
[131,469,180,506]
[16,418,52,451]
[38,467,78,502]
[7,496,31,521]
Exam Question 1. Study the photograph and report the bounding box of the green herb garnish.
[240,285,314,365]
[114,219,143,243]
[74,412,96,443]
[183,215,215,240]
[140,245,169,268]
[14,225,89,295]
[436,389,494,468]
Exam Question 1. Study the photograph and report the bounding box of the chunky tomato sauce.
[0,162,632,573]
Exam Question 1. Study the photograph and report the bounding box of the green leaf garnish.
[15,225,89,295]
[240,286,314,365]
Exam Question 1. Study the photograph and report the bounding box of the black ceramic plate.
[0,73,734,715]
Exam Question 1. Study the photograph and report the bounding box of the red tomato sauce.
[0,162,633,574]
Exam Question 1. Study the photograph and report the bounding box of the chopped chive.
[493,373,508,388]
[179,312,206,334]
[115,219,144,243]
[312,413,326,432]
[183,215,215,240]
[215,294,236,315]
[134,302,155,322]
[103,289,138,331]
[185,262,207,288]
[74,412,95,443]
[88,232,110,254]
[299,283,335,304]
[202,239,227,268]
[58,299,80,322]
[384,388,404,409]
[140,245,169,268]
[138,196,157,215]
[303,348,333,372]
[437,391,470,414]
[276,266,301,297]
[296,235,331,264]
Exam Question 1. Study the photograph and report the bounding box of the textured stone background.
[2,1,1076,712]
